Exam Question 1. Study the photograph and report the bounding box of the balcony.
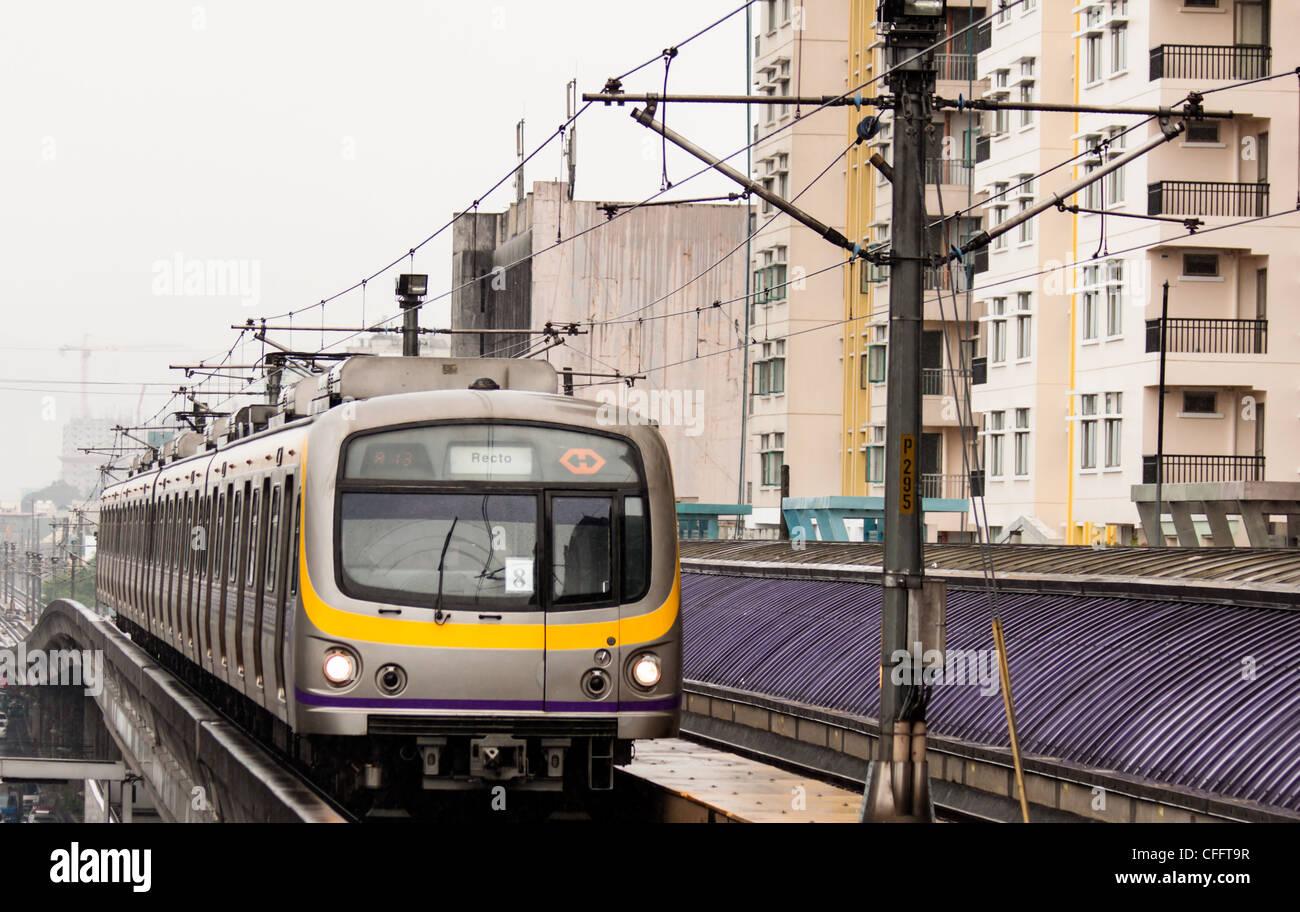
[935,53,977,83]
[925,157,973,187]
[1149,44,1270,81]
[1145,318,1267,355]
[921,367,974,398]
[923,265,971,293]
[1142,454,1265,485]
[1148,181,1268,218]
[920,473,970,500]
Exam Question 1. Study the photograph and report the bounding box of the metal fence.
[1145,318,1268,355]
[920,473,970,500]
[925,157,973,187]
[921,367,974,397]
[1149,44,1270,81]
[935,53,977,82]
[1148,180,1269,217]
[1142,454,1265,485]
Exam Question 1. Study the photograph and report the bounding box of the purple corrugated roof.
[682,572,1300,813]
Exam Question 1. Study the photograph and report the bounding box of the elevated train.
[95,357,681,806]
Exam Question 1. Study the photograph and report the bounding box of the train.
[95,356,681,808]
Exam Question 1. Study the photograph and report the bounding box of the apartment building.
[746,0,850,528]
[845,3,990,541]
[448,180,749,508]
[971,0,1297,544]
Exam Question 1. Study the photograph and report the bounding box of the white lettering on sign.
[447,445,534,477]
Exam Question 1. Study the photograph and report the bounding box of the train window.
[622,496,649,601]
[214,493,226,583]
[339,492,538,607]
[182,495,193,575]
[287,484,300,598]
[246,488,261,588]
[265,486,281,592]
[197,495,208,580]
[229,491,242,584]
[342,424,642,485]
[552,496,612,604]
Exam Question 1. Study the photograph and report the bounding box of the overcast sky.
[0,0,750,501]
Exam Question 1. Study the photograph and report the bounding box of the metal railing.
[925,157,973,187]
[921,367,974,397]
[1142,454,1265,485]
[935,53,977,82]
[1149,44,1270,81]
[920,473,970,500]
[922,265,971,293]
[1148,180,1269,217]
[1145,318,1268,355]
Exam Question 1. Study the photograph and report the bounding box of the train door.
[219,485,241,684]
[243,478,269,703]
[257,481,282,695]
[237,481,263,686]
[203,487,226,675]
[543,491,618,711]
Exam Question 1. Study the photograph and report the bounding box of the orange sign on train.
[559,448,606,475]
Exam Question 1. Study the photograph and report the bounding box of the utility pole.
[862,0,947,825]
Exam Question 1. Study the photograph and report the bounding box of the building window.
[1082,291,1099,341]
[1110,22,1127,74]
[1104,128,1126,204]
[1183,253,1219,277]
[989,297,1007,364]
[867,344,886,383]
[988,411,1006,477]
[1104,392,1123,468]
[1183,391,1217,414]
[1014,408,1030,476]
[1080,394,1098,469]
[1086,33,1103,84]
[1017,199,1034,243]
[1016,293,1032,359]
[761,433,785,486]
[1105,260,1124,336]
[867,426,885,483]
[1185,121,1221,144]
[753,340,786,396]
[1018,83,1035,127]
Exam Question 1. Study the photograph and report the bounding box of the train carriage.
[96,357,681,803]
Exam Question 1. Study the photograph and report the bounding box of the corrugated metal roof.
[683,571,1300,813]
[680,540,1300,586]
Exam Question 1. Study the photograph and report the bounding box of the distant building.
[450,180,749,507]
[59,417,117,497]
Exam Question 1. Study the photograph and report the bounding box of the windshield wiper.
[433,516,458,625]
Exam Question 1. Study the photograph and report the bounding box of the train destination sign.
[447,444,534,477]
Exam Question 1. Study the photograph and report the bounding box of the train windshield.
[341,493,538,607]
[338,423,649,610]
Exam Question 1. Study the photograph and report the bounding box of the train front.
[292,386,681,795]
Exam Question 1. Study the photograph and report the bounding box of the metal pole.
[1154,280,1169,547]
[400,297,421,356]
[630,105,855,252]
[738,3,753,519]
[862,13,940,824]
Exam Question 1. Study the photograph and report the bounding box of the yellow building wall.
[841,0,878,496]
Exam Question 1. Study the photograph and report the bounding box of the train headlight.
[323,649,357,686]
[631,653,662,689]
